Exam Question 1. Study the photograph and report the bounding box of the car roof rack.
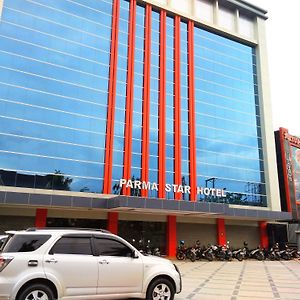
[25,227,111,233]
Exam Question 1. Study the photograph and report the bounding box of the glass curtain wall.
[0,0,113,193]
[131,5,145,188]
[194,27,265,206]
[0,0,266,207]
[148,10,160,198]
[165,16,174,199]
[180,21,190,200]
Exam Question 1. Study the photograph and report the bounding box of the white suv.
[0,228,181,300]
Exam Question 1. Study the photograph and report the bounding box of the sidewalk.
[174,260,300,300]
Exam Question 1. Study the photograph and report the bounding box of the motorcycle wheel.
[268,253,275,261]
[206,253,214,261]
[256,252,264,261]
[189,253,196,262]
[218,253,225,261]
[282,254,291,260]
[236,253,244,261]
[176,252,185,260]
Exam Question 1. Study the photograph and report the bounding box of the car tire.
[146,278,175,300]
[17,283,55,300]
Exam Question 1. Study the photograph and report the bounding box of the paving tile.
[173,260,300,300]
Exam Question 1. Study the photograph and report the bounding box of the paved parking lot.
[174,260,300,300]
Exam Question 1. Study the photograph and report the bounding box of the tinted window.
[3,234,51,253]
[94,238,132,257]
[50,237,92,255]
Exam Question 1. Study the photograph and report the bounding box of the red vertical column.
[259,221,269,249]
[107,212,119,235]
[174,16,182,201]
[35,208,47,228]
[187,21,197,202]
[122,0,137,195]
[166,215,177,257]
[216,218,226,245]
[103,0,120,194]
[158,11,166,199]
[141,5,152,198]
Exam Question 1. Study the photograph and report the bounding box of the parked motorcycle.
[288,247,300,259]
[224,241,233,261]
[267,243,281,260]
[211,244,226,261]
[243,242,265,260]
[279,244,292,260]
[232,248,246,261]
[200,244,214,261]
[176,241,186,260]
[176,240,196,262]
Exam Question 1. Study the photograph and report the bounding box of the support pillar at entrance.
[35,208,47,228]
[166,215,177,257]
[107,212,118,235]
[259,221,269,249]
[217,218,226,245]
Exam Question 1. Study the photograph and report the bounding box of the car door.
[94,236,143,295]
[43,234,98,297]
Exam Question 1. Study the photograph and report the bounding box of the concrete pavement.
[174,260,300,300]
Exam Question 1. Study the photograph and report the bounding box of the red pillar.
[166,215,177,257]
[259,221,269,249]
[141,4,152,198]
[187,20,197,202]
[107,212,118,235]
[174,16,182,201]
[122,0,136,195]
[158,10,166,199]
[216,218,226,245]
[35,208,47,228]
[103,0,120,194]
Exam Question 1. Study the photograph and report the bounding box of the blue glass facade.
[0,0,113,193]
[194,28,264,205]
[0,0,266,206]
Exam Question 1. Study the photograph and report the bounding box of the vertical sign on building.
[281,128,299,220]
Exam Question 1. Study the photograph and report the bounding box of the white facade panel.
[170,0,191,15]
[195,0,214,23]
[218,6,235,31]
[239,14,254,39]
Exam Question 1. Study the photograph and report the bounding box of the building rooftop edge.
[223,0,268,19]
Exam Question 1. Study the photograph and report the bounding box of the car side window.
[94,238,132,257]
[50,237,92,255]
[3,235,51,253]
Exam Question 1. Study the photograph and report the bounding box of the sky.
[247,0,300,136]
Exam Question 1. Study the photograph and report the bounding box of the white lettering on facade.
[119,179,226,198]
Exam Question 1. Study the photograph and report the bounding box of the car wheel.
[17,283,55,300]
[146,278,175,300]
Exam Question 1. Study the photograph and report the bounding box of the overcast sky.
[247,0,300,136]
